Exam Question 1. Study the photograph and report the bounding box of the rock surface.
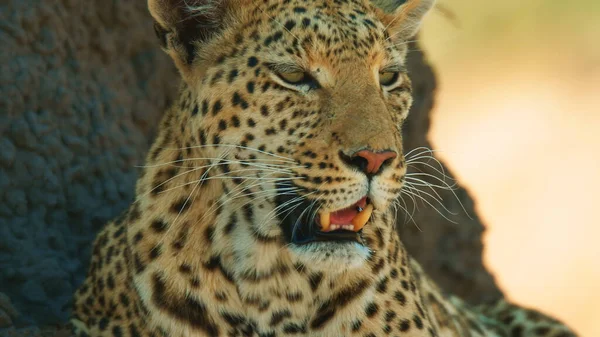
[0,0,501,330]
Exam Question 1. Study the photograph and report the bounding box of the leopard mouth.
[275,183,374,245]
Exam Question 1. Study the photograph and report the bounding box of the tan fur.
[71,1,577,336]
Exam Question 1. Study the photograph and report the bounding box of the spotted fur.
[71,0,577,336]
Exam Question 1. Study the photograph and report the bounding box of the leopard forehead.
[185,0,413,151]
[207,1,404,63]
[198,1,408,81]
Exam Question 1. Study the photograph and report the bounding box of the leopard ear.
[373,0,435,40]
[148,0,235,80]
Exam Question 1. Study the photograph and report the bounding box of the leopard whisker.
[137,159,295,201]
[404,180,457,215]
[405,175,458,191]
[406,160,451,183]
[259,194,309,236]
[159,175,303,196]
[401,187,458,224]
[136,165,205,202]
[404,175,472,219]
[393,196,418,228]
[167,148,228,238]
[160,143,297,162]
[137,157,301,169]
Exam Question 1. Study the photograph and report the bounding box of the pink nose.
[354,150,398,174]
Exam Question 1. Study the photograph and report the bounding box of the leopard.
[70,0,578,336]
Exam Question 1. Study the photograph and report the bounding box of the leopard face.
[148,0,432,272]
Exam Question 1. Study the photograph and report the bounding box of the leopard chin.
[288,241,371,271]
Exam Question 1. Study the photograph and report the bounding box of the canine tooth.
[352,204,373,231]
[320,212,331,231]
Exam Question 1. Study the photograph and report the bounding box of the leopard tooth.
[351,204,373,231]
[320,211,331,231]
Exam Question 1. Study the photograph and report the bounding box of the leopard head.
[147,0,434,272]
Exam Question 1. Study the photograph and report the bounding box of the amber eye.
[275,70,321,90]
[379,71,399,86]
[278,71,307,84]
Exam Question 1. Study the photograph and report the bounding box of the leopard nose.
[340,149,398,175]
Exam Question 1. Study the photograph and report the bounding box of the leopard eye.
[379,71,399,87]
[275,70,321,90]
[278,71,307,84]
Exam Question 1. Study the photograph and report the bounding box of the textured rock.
[399,49,502,304]
[0,0,501,328]
[0,293,19,330]
[0,0,177,327]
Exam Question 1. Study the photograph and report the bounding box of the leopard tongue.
[319,204,373,232]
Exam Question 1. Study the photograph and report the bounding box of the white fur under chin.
[289,241,371,271]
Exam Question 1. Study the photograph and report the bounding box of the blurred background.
[420,0,600,335]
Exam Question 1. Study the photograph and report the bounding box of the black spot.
[270,310,292,326]
[399,319,411,332]
[308,272,323,291]
[199,129,207,145]
[129,324,141,337]
[293,7,306,13]
[113,226,125,239]
[279,119,287,130]
[212,100,223,116]
[376,277,389,293]
[191,104,199,116]
[134,253,145,274]
[179,264,192,274]
[242,204,253,222]
[394,291,407,306]
[310,302,336,330]
[106,274,115,289]
[310,279,370,329]
[385,310,396,322]
[98,318,109,331]
[201,100,209,115]
[265,127,276,135]
[222,312,245,327]
[232,92,249,109]
[283,323,306,334]
[149,244,162,260]
[204,225,215,243]
[413,315,424,329]
[151,219,168,233]
[365,302,379,317]
[247,56,258,67]
[260,105,270,117]
[284,20,296,31]
[152,273,220,335]
[246,81,255,94]
[363,19,377,28]
[170,198,191,214]
[228,69,239,83]
[112,326,122,337]
[218,119,227,130]
[119,293,130,307]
